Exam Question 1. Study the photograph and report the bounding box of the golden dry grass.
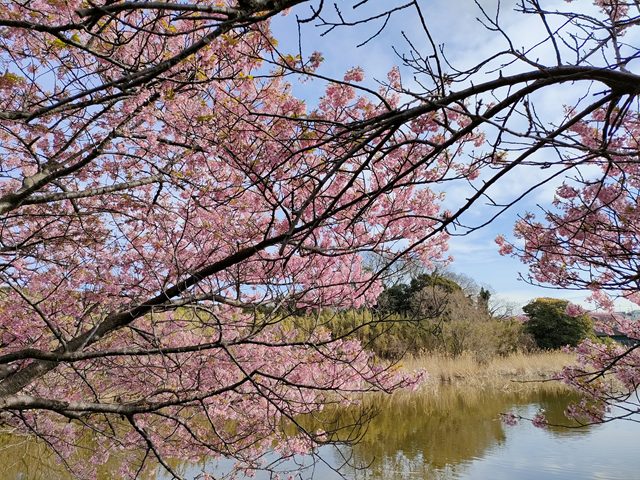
[398,350,576,392]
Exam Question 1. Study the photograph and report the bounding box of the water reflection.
[3,385,640,480]
[0,434,69,480]
[331,386,587,480]
[0,432,155,480]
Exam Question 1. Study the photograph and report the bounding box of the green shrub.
[522,297,593,349]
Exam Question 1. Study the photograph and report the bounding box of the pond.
[168,385,640,480]
[3,385,640,479]
[318,386,640,480]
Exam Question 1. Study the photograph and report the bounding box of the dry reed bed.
[398,351,576,393]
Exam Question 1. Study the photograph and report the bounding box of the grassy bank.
[399,350,576,392]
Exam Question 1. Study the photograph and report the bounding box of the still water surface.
[174,386,640,480]
[328,387,640,480]
[4,386,640,479]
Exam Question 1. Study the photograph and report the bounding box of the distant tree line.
[322,272,529,360]
[324,272,596,360]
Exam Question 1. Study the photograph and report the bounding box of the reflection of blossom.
[532,410,547,429]
[501,412,518,426]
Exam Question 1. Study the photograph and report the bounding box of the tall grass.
[399,350,576,392]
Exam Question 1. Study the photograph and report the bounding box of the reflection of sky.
[270,1,640,311]
[462,404,640,480]
[158,394,640,480]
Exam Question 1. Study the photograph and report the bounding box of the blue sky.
[271,0,639,312]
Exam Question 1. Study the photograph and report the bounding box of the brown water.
[3,385,640,479]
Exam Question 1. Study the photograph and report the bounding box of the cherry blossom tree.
[493,0,640,426]
[1,0,640,477]
[0,1,456,477]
